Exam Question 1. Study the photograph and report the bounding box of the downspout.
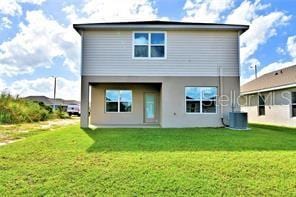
[219,66,223,118]
[219,66,229,127]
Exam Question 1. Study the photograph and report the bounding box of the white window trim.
[105,90,133,113]
[132,31,167,60]
[185,86,218,114]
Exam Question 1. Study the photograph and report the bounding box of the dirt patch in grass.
[0,118,79,146]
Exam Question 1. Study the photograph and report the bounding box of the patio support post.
[80,76,89,128]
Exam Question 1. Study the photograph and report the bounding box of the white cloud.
[0,10,80,76]
[226,0,269,25]
[0,0,46,16]
[241,35,296,84]
[18,0,46,4]
[3,77,80,100]
[240,11,290,63]
[0,64,33,76]
[0,0,22,16]
[0,79,6,92]
[83,0,159,22]
[182,0,234,23]
[287,35,296,59]
[227,0,291,84]
[276,47,286,55]
[245,58,260,70]
[225,0,291,64]
[63,0,162,24]
[62,5,78,23]
[1,17,12,29]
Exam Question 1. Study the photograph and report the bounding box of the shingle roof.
[241,65,296,94]
[74,20,249,27]
[24,96,80,106]
[63,100,80,105]
[24,96,53,105]
[73,20,249,34]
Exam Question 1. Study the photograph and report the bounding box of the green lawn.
[0,125,295,196]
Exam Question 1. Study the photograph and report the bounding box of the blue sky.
[0,0,295,100]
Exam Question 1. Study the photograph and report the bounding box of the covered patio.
[80,76,163,128]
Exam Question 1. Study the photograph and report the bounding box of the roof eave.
[73,24,249,35]
[241,83,296,95]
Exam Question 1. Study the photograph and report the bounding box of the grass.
[0,124,295,195]
[0,118,79,144]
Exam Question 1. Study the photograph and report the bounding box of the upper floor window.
[133,32,166,59]
[292,92,296,117]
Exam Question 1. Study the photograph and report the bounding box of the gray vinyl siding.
[82,30,239,76]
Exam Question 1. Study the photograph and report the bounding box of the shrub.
[52,109,70,119]
[0,93,50,124]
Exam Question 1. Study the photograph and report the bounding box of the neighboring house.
[63,100,80,106]
[24,96,53,106]
[24,96,80,111]
[73,21,249,128]
[240,65,296,127]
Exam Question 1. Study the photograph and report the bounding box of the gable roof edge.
[73,20,249,35]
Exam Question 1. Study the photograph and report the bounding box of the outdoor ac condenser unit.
[229,112,248,130]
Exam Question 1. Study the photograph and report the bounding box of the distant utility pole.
[251,65,258,79]
[52,76,57,111]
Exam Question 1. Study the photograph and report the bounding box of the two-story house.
[73,21,248,128]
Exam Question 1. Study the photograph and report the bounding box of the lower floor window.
[258,106,265,116]
[258,94,265,116]
[185,87,217,113]
[292,104,296,117]
[292,92,296,117]
[105,90,132,112]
